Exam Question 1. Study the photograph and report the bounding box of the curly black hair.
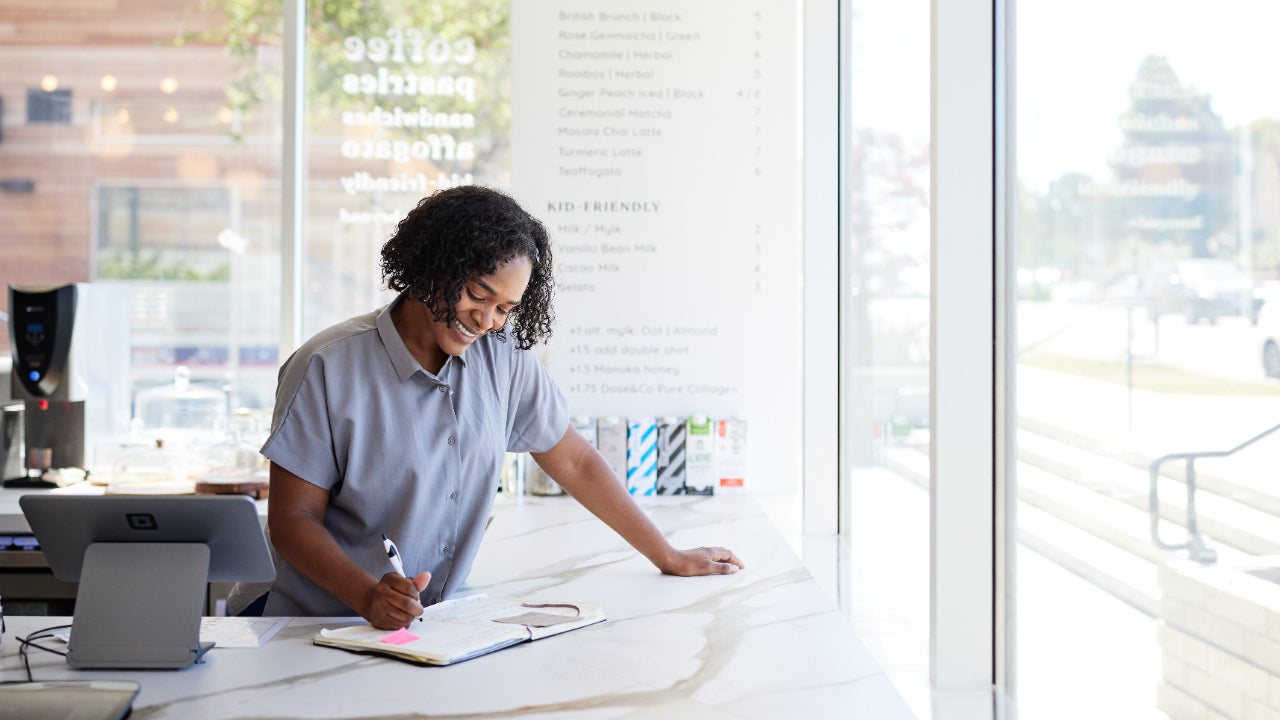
[381,185,555,350]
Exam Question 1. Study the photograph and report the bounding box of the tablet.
[0,680,140,720]
[18,494,275,582]
[18,494,276,669]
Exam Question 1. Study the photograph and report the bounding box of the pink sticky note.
[379,627,421,646]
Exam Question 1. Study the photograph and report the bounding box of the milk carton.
[625,417,658,496]
[714,418,748,492]
[684,415,715,495]
[596,417,627,487]
[655,416,687,495]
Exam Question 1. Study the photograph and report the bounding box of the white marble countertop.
[0,493,913,719]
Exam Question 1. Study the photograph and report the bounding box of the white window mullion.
[803,0,840,535]
[930,0,996,698]
[280,0,306,355]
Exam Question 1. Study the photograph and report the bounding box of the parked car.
[1258,302,1280,379]
[1143,258,1263,324]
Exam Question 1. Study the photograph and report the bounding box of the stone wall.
[1158,559,1280,720]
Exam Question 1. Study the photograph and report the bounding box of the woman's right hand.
[363,571,431,630]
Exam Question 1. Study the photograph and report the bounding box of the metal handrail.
[1149,420,1280,563]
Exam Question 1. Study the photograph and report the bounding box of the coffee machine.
[6,283,130,487]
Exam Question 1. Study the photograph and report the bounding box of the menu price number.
[568,384,598,394]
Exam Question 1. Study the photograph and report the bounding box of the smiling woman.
[404,256,533,370]
[380,185,555,353]
[232,184,743,628]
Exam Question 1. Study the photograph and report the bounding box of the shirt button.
[449,491,459,501]
[442,545,451,554]
[447,436,456,446]
[439,386,447,393]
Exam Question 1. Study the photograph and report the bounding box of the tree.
[1031,173,1101,272]
[845,127,930,462]
[181,0,511,168]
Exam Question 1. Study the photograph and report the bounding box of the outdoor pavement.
[1017,364,1280,500]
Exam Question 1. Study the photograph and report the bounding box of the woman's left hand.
[660,547,745,576]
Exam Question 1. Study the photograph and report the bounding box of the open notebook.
[314,593,605,665]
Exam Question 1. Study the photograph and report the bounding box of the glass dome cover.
[133,366,228,433]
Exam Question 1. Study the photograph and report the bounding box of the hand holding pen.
[363,534,431,630]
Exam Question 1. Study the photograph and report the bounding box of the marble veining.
[1,494,916,719]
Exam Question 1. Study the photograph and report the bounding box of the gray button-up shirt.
[261,292,568,616]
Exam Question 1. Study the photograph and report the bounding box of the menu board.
[511,1,801,491]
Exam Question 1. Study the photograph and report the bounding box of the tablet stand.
[67,543,213,670]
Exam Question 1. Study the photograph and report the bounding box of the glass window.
[26,88,72,124]
[294,1,808,497]
[0,0,283,467]
[843,0,931,713]
[300,0,505,337]
[1013,2,1280,716]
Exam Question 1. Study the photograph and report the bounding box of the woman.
[247,185,743,629]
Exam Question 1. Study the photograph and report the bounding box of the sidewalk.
[1017,364,1280,492]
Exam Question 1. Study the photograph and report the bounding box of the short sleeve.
[506,348,569,454]
[260,354,342,490]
